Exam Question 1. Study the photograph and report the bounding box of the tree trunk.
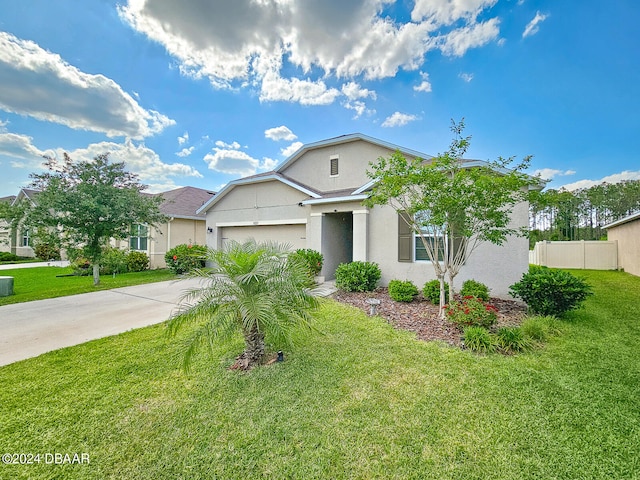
[238,324,265,369]
[92,264,100,286]
[438,276,446,319]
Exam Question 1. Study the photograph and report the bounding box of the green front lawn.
[0,270,638,479]
[0,267,177,306]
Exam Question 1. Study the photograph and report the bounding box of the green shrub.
[70,257,91,276]
[33,242,61,261]
[521,315,562,342]
[422,279,448,304]
[335,261,381,292]
[460,279,490,301]
[509,266,593,317]
[100,248,128,275]
[495,327,530,353]
[165,244,208,274]
[463,326,495,353]
[445,296,498,329]
[0,252,20,262]
[290,249,323,277]
[388,280,419,302]
[127,251,150,272]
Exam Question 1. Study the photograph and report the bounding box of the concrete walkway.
[0,277,203,367]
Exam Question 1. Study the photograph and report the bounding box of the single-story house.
[116,186,216,268]
[604,211,640,277]
[1,186,215,269]
[198,133,532,298]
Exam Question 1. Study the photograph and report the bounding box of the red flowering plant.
[165,243,208,274]
[445,295,498,329]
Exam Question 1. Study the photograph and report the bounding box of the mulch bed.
[331,288,527,347]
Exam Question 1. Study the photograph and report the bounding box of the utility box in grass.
[0,276,14,297]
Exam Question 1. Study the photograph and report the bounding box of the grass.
[0,267,177,306]
[0,270,638,478]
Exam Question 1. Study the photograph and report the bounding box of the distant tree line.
[529,180,640,247]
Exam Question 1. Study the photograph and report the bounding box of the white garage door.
[221,224,306,250]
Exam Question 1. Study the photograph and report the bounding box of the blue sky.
[0,0,638,198]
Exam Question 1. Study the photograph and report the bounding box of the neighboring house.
[120,186,216,269]
[604,211,640,277]
[198,133,532,298]
[1,186,215,268]
[0,189,39,257]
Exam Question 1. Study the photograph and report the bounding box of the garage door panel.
[221,225,306,250]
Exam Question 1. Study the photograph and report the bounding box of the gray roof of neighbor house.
[157,186,216,220]
[0,195,16,204]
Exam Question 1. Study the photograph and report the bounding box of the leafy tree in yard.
[26,153,166,285]
[168,240,324,371]
[365,120,534,317]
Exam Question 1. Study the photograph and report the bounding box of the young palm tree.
[168,239,323,371]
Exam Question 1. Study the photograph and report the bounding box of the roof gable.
[197,173,320,214]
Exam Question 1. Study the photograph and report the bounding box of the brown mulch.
[330,288,527,347]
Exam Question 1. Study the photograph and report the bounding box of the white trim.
[352,179,376,195]
[302,194,368,205]
[309,212,325,217]
[603,211,640,229]
[216,219,307,228]
[352,209,369,215]
[197,174,320,213]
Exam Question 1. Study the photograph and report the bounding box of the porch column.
[306,212,323,253]
[352,209,369,262]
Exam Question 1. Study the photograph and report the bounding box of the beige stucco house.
[119,186,215,268]
[198,134,531,298]
[604,211,640,277]
[0,189,39,257]
[1,186,215,268]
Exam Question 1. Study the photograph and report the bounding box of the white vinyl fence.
[529,240,618,270]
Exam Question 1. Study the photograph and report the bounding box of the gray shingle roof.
[157,186,216,219]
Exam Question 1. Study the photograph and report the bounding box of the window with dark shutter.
[330,157,339,176]
[398,211,413,262]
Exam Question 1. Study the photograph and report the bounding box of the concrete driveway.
[0,277,204,367]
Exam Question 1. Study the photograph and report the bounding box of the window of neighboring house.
[21,229,31,247]
[130,224,148,251]
[330,155,339,176]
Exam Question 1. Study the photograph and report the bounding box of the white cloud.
[119,0,503,106]
[341,81,376,101]
[0,32,175,139]
[439,18,501,57]
[414,72,432,92]
[205,142,276,176]
[215,140,241,149]
[459,72,474,82]
[533,168,576,180]
[259,70,341,106]
[412,0,498,24]
[382,112,418,128]
[558,171,640,192]
[265,126,297,142]
[0,132,51,168]
[176,146,195,157]
[281,141,304,158]
[177,131,189,145]
[523,11,548,38]
[341,81,376,117]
